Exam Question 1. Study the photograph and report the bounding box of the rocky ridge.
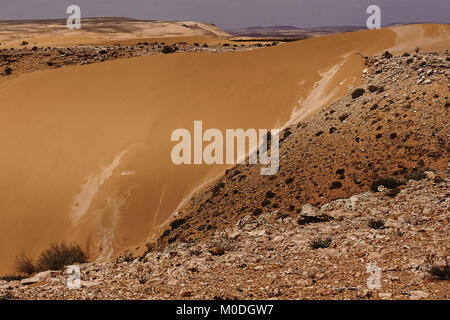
[0,40,275,78]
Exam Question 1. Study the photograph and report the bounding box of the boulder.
[209,247,225,256]
[297,204,332,225]
[351,88,365,99]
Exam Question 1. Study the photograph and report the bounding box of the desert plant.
[368,218,386,230]
[37,242,86,271]
[370,177,404,192]
[137,273,149,284]
[0,291,14,300]
[161,45,176,54]
[428,262,450,280]
[309,236,332,249]
[116,251,135,263]
[0,274,27,281]
[405,170,427,181]
[14,252,35,275]
[386,188,401,198]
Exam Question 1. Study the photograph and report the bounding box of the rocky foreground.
[0,172,448,300]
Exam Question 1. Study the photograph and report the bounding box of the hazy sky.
[0,0,448,29]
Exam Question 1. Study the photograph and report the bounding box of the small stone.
[424,171,435,180]
[300,204,318,217]
[379,292,393,299]
[351,88,365,99]
[358,289,372,298]
[272,235,284,242]
[20,277,40,285]
[209,247,225,256]
[181,290,193,297]
[409,290,429,300]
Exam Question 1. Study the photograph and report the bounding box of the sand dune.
[0,24,448,273]
[0,18,230,48]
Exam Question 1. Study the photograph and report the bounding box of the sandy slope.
[0,24,448,274]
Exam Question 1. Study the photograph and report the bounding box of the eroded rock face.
[2,173,449,300]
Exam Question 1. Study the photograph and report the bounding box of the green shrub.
[38,242,86,271]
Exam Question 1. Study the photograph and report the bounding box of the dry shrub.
[14,252,35,275]
[38,242,86,271]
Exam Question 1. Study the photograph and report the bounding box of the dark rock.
[329,181,343,190]
[368,85,379,93]
[209,247,225,256]
[338,114,350,122]
[170,218,186,230]
[285,177,294,184]
[351,88,365,99]
[265,191,276,199]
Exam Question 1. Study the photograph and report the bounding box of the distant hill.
[0,18,231,47]
[227,25,365,38]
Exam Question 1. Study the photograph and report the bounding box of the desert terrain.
[0,18,448,299]
[0,18,230,48]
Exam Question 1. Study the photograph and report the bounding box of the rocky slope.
[157,50,449,249]
[1,172,448,300]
